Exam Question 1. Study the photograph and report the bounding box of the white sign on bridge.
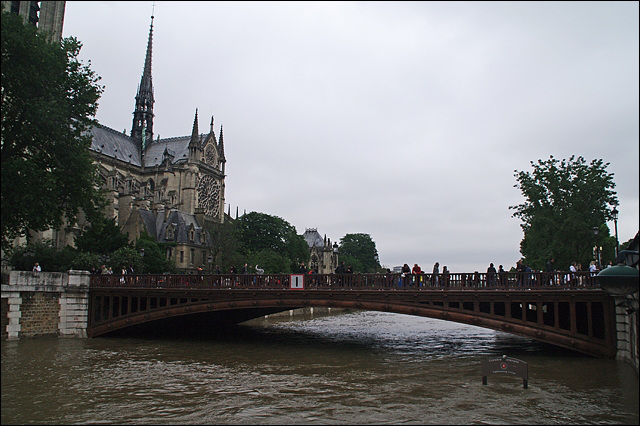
[290,274,304,289]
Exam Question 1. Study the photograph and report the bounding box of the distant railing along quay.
[91,271,601,290]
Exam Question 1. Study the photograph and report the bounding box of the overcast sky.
[62,1,639,272]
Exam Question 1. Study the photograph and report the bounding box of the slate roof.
[89,125,141,166]
[138,209,212,247]
[303,228,324,248]
[88,124,209,167]
[144,135,192,166]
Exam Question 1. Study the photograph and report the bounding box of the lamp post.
[592,226,601,269]
[612,207,619,259]
[139,248,145,274]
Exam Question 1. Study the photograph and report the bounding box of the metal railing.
[90,271,601,290]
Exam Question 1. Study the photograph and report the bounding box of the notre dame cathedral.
[86,15,226,273]
[5,8,227,274]
[4,3,339,275]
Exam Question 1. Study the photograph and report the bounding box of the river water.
[1,310,638,425]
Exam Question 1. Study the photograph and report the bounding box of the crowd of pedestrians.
[384,256,608,289]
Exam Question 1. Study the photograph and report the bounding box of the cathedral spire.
[190,108,199,147]
[131,14,155,150]
[219,125,226,162]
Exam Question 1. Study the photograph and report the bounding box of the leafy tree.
[69,251,103,272]
[337,254,363,273]
[245,249,290,274]
[75,215,131,255]
[234,212,308,273]
[339,233,382,273]
[1,12,105,250]
[510,155,618,271]
[109,247,143,274]
[204,219,239,272]
[8,240,76,272]
[135,232,177,274]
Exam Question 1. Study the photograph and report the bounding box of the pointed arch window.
[189,224,195,242]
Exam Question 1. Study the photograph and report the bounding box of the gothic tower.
[1,1,65,42]
[131,14,155,159]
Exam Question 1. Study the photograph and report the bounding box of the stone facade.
[1,1,66,42]
[19,293,59,336]
[303,228,339,274]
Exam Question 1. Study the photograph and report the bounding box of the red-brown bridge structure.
[89,271,616,358]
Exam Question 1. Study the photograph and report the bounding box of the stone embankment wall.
[614,294,639,375]
[1,270,90,340]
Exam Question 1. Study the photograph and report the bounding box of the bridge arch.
[89,289,615,358]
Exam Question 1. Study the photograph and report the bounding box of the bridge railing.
[90,271,601,290]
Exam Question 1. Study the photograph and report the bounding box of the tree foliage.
[135,232,177,274]
[1,12,105,249]
[234,212,309,273]
[339,233,381,273]
[204,220,240,272]
[7,240,76,272]
[74,215,130,255]
[510,155,618,270]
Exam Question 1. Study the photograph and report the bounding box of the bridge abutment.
[613,294,639,374]
[1,270,89,340]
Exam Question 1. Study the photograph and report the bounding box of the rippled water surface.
[2,310,638,424]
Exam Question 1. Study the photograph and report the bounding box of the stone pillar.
[58,270,90,338]
[614,294,639,374]
[6,292,22,340]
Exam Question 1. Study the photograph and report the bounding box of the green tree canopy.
[135,232,177,274]
[204,219,240,272]
[74,215,130,255]
[234,212,309,273]
[339,233,382,273]
[1,12,105,250]
[510,155,618,271]
[8,240,77,272]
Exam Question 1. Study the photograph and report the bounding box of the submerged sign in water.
[481,354,529,389]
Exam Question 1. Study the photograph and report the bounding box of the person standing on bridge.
[486,263,496,287]
[498,265,506,286]
[442,266,450,288]
[32,262,41,272]
[546,258,555,286]
[432,262,439,287]
[400,263,411,288]
[336,261,346,287]
[412,263,422,287]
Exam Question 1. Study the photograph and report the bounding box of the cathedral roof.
[88,123,211,168]
[303,228,324,248]
[89,125,142,166]
[144,135,193,166]
[138,209,212,246]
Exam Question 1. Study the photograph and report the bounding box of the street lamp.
[139,248,145,274]
[592,226,601,269]
[612,207,619,259]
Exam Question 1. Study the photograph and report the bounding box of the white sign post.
[290,274,304,289]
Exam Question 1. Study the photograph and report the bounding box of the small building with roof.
[302,228,339,274]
